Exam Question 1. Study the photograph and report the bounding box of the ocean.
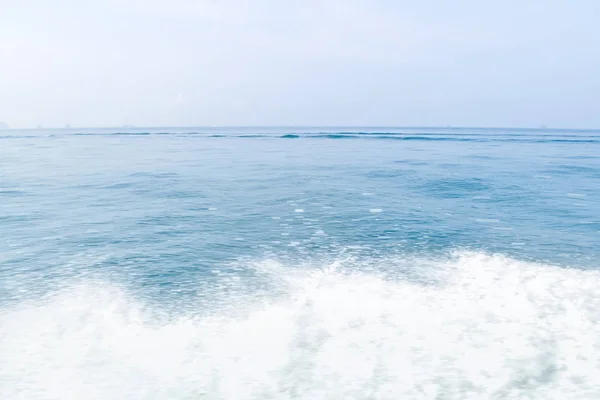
[1,127,600,399]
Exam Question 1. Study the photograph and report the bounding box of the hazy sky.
[1,0,599,129]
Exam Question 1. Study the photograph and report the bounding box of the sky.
[1,0,599,129]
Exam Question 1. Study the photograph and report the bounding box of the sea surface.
[1,127,600,399]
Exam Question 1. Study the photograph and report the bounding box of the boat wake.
[2,251,600,399]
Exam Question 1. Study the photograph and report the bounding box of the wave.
[4,131,600,144]
[1,251,600,399]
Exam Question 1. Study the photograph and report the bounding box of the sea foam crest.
[1,251,600,399]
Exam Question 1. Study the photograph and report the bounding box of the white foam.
[475,218,500,223]
[2,252,600,399]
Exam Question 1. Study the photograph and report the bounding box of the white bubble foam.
[476,218,500,223]
[2,252,600,399]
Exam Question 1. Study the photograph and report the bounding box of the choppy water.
[1,127,600,399]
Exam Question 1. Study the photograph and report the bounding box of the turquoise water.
[2,127,600,399]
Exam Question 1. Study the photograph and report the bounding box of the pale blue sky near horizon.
[1,0,599,129]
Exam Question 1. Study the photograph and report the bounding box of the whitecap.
[3,252,600,399]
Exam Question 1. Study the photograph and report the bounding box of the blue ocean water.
[1,127,600,399]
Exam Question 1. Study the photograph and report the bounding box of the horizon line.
[3,124,600,132]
